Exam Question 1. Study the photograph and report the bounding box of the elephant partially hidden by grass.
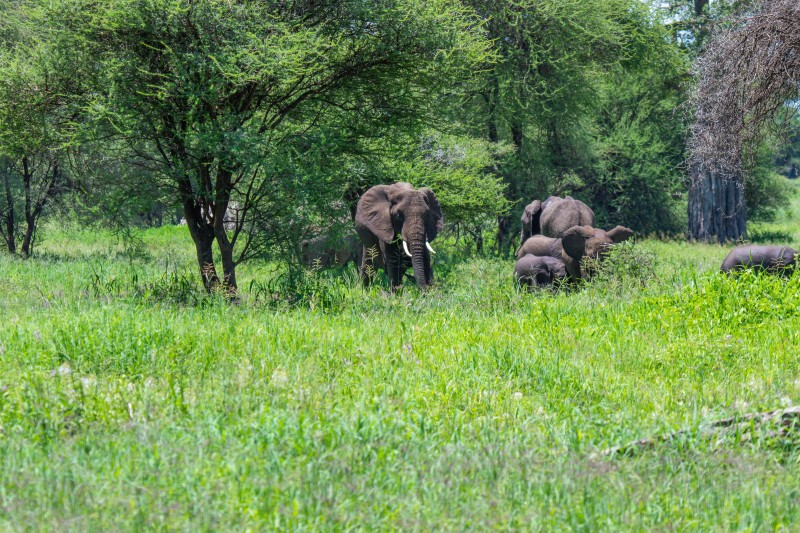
[517,224,633,281]
[720,244,797,274]
[300,233,361,270]
[514,254,566,289]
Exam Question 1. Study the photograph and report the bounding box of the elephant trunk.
[410,240,428,289]
[403,219,429,289]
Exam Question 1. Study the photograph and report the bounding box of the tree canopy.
[0,0,797,287]
[20,0,491,289]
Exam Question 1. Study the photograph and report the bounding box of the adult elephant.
[517,225,633,280]
[355,182,443,290]
[520,196,595,242]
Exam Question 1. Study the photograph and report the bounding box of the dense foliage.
[2,2,800,528]
[0,0,796,275]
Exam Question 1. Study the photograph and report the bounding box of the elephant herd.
[302,182,798,291]
[514,197,799,287]
[514,196,633,288]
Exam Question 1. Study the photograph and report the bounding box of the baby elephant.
[514,254,567,289]
[720,245,797,274]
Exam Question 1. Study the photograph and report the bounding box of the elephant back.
[721,244,798,273]
[517,235,560,259]
[540,196,595,238]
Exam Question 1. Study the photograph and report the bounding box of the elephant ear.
[521,200,543,236]
[420,187,444,241]
[561,225,595,260]
[605,225,634,243]
[355,185,396,243]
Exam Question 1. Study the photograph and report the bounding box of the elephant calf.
[514,254,566,289]
[720,245,797,274]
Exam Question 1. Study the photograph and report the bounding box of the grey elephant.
[720,245,797,274]
[514,254,567,289]
[517,224,634,280]
[300,233,361,270]
[355,182,443,290]
[520,196,595,242]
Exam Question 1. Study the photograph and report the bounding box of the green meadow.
[2,210,800,530]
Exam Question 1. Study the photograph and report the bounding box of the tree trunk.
[21,156,34,257]
[183,197,219,292]
[486,72,513,256]
[694,0,709,16]
[511,121,523,151]
[497,216,513,256]
[688,165,747,243]
[546,120,564,169]
[1,168,15,254]
[20,157,61,257]
[20,218,36,257]
[213,167,237,292]
[179,164,241,296]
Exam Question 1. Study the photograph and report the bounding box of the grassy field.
[3,203,800,530]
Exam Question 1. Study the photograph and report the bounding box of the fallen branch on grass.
[602,406,800,457]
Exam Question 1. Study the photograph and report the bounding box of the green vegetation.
[2,217,800,529]
[2,0,795,278]
[1,1,799,528]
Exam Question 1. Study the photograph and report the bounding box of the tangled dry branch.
[602,406,800,457]
[690,0,800,176]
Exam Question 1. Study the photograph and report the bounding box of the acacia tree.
[0,7,80,256]
[462,0,683,252]
[33,0,488,291]
[688,0,800,242]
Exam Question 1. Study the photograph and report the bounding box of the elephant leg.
[563,256,582,282]
[359,246,372,286]
[360,243,384,287]
[386,243,403,290]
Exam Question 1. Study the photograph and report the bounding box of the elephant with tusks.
[355,182,443,290]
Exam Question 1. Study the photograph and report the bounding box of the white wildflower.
[270,369,289,388]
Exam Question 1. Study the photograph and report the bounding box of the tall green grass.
[2,222,800,529]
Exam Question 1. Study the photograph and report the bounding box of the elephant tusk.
[426,241,436,254]
[402,240,412,257]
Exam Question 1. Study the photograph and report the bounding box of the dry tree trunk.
[687,0,800,242]
[688,165,746,243]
